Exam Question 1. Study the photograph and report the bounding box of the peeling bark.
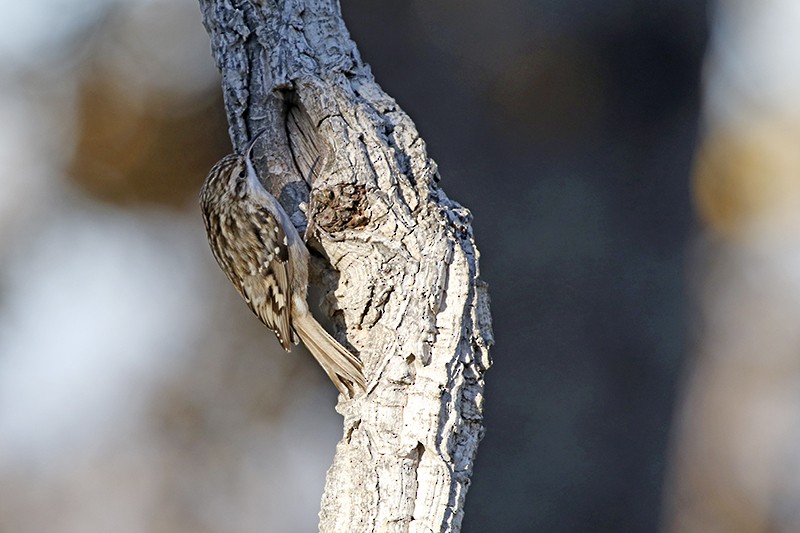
[197,1,493,531]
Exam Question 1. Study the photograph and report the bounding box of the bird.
[200,132,366,396]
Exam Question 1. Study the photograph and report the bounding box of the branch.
[197,1,493,531]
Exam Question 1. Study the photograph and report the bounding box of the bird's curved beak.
[245,130,268,160]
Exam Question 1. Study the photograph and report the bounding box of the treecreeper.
[200,131,366,396]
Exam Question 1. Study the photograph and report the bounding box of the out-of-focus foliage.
[664,2,800,532]
[0,1,341,532]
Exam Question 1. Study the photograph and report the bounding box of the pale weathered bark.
[197,1,493,531]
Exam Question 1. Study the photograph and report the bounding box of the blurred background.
[1,0,798,531]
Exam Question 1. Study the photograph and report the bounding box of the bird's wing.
[244,210,294,351]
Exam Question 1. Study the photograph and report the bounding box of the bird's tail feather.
[294,314,366,396]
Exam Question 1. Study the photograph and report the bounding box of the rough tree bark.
[198,1,493,531]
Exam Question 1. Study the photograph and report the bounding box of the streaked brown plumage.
[200,134,365,396]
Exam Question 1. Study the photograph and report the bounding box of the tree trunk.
[197,1,493,531]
